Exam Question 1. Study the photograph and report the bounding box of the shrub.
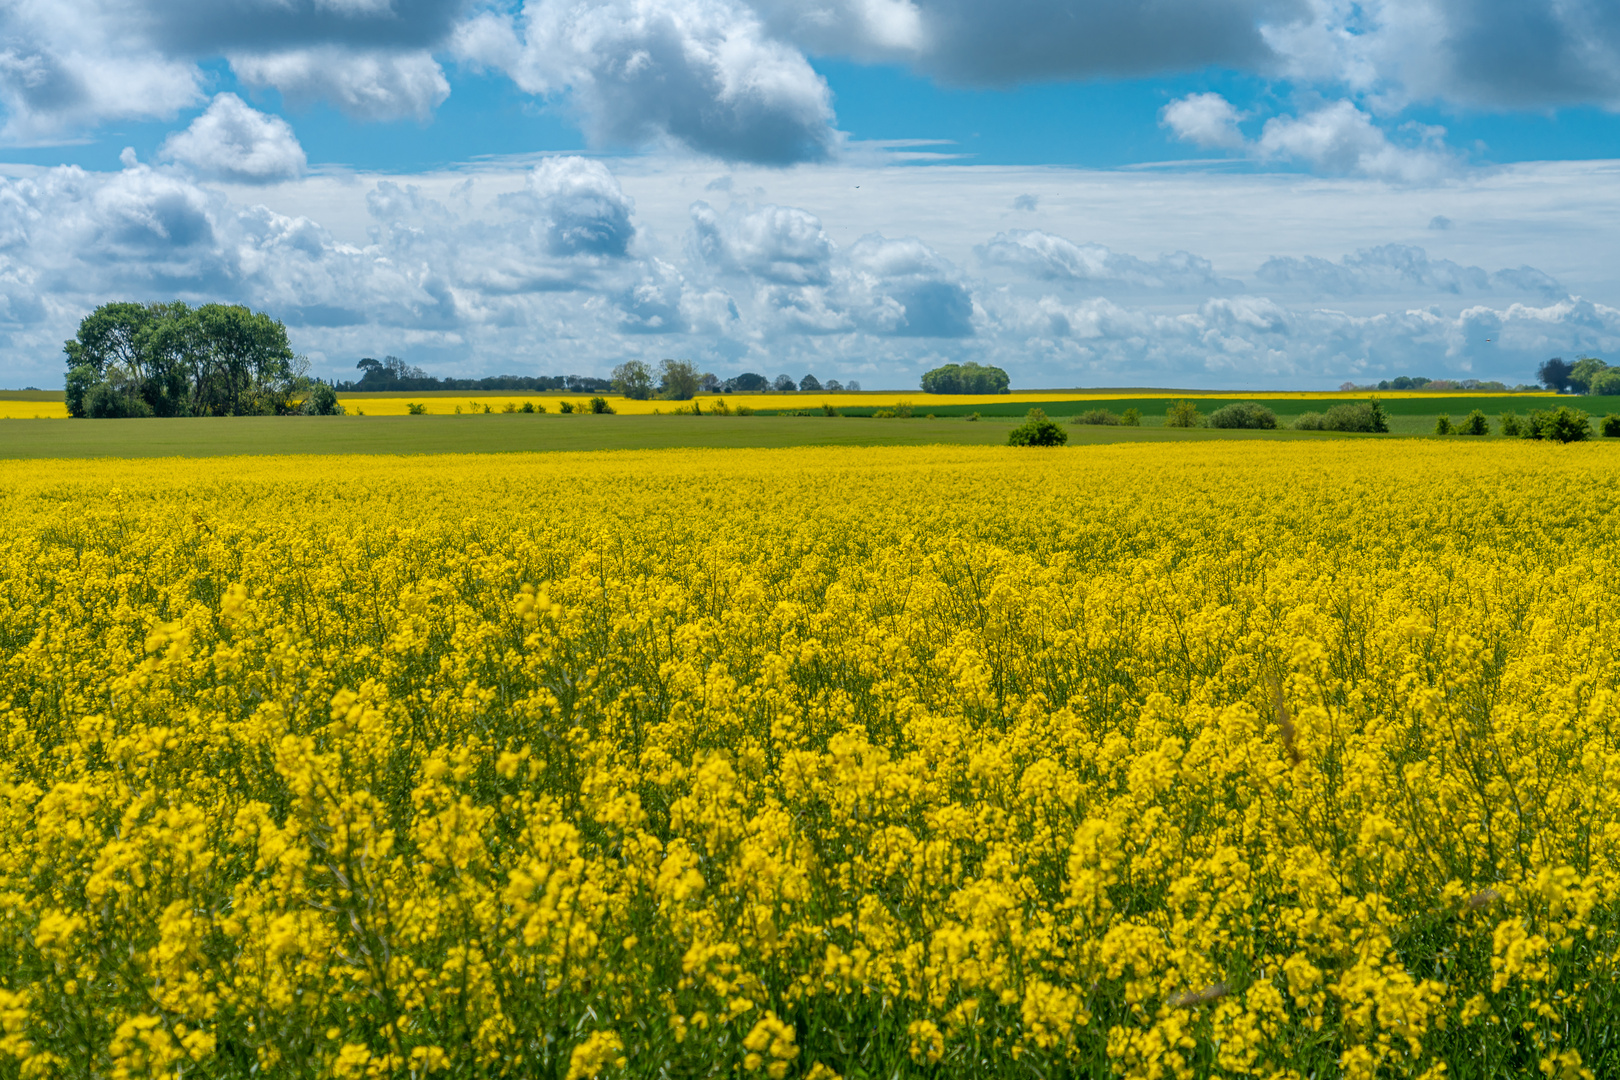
[1208,402,1278,429]
[734,404,755,416]
[1120,408,1142,427]
[1499,411,1521,436]
[1434,415,1453,435]
[872,409,896,419]
[1602,414,1620,438]
[589,396,614,414]
[821,403,839,416]
[1523,406,1591,443]
[1296,402,1384,433]
[502,402,517,414]
[1007,408,1068,446]
[708,398,732,416]
[1165,400,1203,428]
[301,383,345,416]
[559,401,575,414]
[1459,409,1489,436]
[1072,409,1121,426]
[965,412,980,422]
[893,401,915,418]
[405,402,427,415]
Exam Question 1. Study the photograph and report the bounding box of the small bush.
[1120,408,1142,427]
[1459,409,1489,436]
[502,401,517,414]
[1007,408,1068,446]
[872,409,896,419]
[734,404,755,416]
[1434,414,1453,435]
[1499,411,1521,436]
[1523,406,1591,443]
[965,412,980,422]
[1296,402,1382,433]
[821,403,839,416]
[301,383,344,416]
[1208,402,1278,429]
[1165,400,1203,428]
[406,402,426,415]
[589,396,614,414]
[1600,413,1620,438]
[559,401,575,414]
[893,401,915,418]
[708,398,732,416]
[1072,409,1121,426]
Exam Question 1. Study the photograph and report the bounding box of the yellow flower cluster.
[0,442,1615,1079]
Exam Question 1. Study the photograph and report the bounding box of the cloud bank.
[0,153,1615,392]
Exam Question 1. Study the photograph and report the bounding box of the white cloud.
[978,230,1236,291]
[1256,101,1453,183]
[507,157,638,259]
[230,47,450,121]
[463,0,838,164]
[1161,93,1455,183]
[159,94,307,184]
[1160,92,1246,149]
[1257,243,1565,298]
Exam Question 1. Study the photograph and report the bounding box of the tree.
[1007,407,1067,446]
[612,360,655,400]
[1593,369,1620,396]
[1568,355,1609,394]
[726,373,769,393]
[824,379,843,392]
[65,300,298,418]
[1458,409,1489,435]
[1523,405,1591,442]
[799,374,823,392]
[659,359,702,400]
[920,362,1009,394]
[698,373,722,394]
[1165,400,1202,428]
[772,374,796,392]
[1538,357,1573,393]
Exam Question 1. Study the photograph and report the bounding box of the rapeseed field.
[0,443,1615,1079]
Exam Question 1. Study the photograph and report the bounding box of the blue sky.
[1,0,1619,390]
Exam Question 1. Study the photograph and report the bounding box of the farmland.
[0,442,1617,1078]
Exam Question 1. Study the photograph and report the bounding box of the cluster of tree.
[1538,356,1620,395]
[610,360,858,400]
[1007,408,1066,446]
[65,302,311,419]
[1339,377,1516,392]
[337,358,612,394]
[921,362,1010,394]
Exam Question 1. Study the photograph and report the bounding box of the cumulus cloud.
[978,230,1236,291]
[159,94,307,184]
[1161,92,1454,182]
[506,157,637,259]
[1257,244,1566,298]
[455,0,837,164]
[230,48,450,121]
[689,201,973,337]
[1159,92,1246,149]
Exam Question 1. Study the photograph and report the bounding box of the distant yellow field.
[335,389,1555,416]
[0,400,67,419]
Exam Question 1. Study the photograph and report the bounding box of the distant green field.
[0,413,1403,459]
[758,394,1620,435]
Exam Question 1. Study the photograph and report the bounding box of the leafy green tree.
[301,383,344,415]
[1590,368,1620,396]
[660,360,703,400]
[799,374,823,392]
[1601,414,1620,438]
[1568,355,1609,394]
[1458,409,1489,435]
[611,360,655,400]
[920,362,1009,394]
[588,396,615,414]
[1538,357,1573,393]
[1165,400,1202,428]
[1007,408,1067,446]
[1434,415,1454,435]
[1499,412,1523,437]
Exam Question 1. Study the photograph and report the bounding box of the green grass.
[0,413,1403,459]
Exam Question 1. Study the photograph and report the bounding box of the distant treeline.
[337,356,612,394]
